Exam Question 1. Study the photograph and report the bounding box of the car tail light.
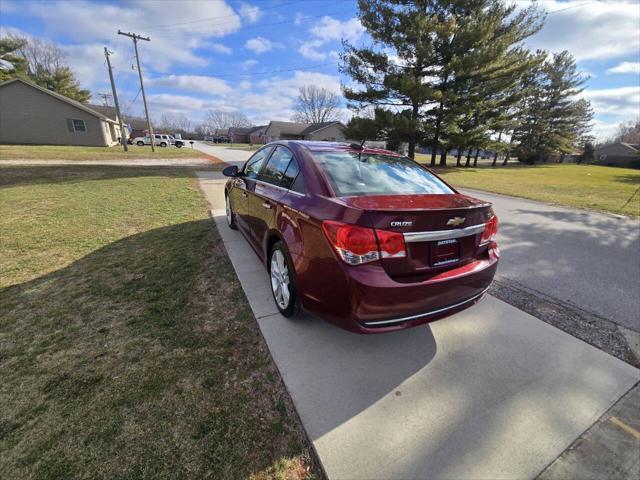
[322,221,407,265]
[481,215,498,244]
[375,229,407,258]
[322,221,380,265]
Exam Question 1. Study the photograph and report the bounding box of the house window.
[72,119,86,132]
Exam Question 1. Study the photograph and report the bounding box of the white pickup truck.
[132,134,184,148]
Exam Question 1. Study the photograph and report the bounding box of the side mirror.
[223,165,239,177]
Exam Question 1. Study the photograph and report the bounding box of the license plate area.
[430,238,460,267]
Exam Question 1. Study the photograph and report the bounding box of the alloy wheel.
[270,250,290,310]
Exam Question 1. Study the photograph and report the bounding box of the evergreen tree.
[341,0,544,160]
[0,34,90,103]
[513,51,593,163]
[0,36,29,82]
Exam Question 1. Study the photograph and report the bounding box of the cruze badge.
[446,217,466,227]
[390,221,413,227]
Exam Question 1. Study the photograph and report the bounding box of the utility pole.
[117,30,155,152]
[104,47,128,152]
[97,92,112,106]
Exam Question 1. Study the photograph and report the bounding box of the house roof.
[248,125,268,134]
[0,77,117,123]
[228,127,253,135]
[301,121,344,135]
[86,104,118,121]
[264,120,344,137]
[124,116,149,130]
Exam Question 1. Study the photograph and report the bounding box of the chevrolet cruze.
[223,141,499,333]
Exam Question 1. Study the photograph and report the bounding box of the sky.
[1,0,638,140]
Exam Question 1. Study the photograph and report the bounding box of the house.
[261,121,345,143]
[228,127,254,143]
[0,77,123,146]
[123,116,149,139]
[248,125,268,144]
[596,143,640,167]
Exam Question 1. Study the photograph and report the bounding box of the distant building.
[259,120,346,143]
[0,77,123,147]
[596,143,640,167]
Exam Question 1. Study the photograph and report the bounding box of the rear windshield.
[312,152,454,197]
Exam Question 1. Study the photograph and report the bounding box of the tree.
[291,85,341,123]
[341,0,544,160]
[513,51,593,163]
[613,118,640,144]
[1,34,90,103]
[203,110,252,131]
[158,113,192,135]
[0,36,28,82]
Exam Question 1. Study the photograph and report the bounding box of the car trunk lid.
[336,194,494,279]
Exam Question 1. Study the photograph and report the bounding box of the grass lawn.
[0,144,205,160]
[432,163,640,217]
[0,165,317,479]
[204,143,260,151]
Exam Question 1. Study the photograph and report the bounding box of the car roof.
[271,140,403,157]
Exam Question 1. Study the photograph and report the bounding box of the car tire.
[160,142,167,147]
[136,141,144,146]
[175,143,183,148]
[269,241,299,317]
[225,193,237,230]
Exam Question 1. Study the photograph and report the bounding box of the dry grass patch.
[0,165,318,479]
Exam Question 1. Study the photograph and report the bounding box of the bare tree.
[291,85,341,123]
[203,110,252,131]
[613,117,640,144]
[158,113,192,134]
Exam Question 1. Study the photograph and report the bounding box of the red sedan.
[223,141,499,333]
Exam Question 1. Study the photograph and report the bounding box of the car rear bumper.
[299,246,499,334]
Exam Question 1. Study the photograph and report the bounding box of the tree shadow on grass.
[0,220,316,479]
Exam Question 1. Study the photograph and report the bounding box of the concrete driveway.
[193,142,252,166]
[194,143,640,333]
[196,172,638,479]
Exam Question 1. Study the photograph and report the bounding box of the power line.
[214,62,338,78]
[148,5,355,36]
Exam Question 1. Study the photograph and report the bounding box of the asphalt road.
[194,142,640,332]
[462,189,640,333]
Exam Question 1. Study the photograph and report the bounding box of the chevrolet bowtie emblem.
[446,216,466,227]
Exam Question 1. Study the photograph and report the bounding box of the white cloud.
[147,75,232,94]
[294,12,305,25]
[242,59,258,69]
[7,0,242,81]
[583,86,640,118]
[299,40,335,61]
[525,1,640,61]
[607,62,640,75]
[299,16,363,61]
[239,3,262,24]
[310,16,364,43]
[207,43,232,55]
[245,37,276,54]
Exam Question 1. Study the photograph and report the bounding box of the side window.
[72,119,86,132]
[244,147,272,179]
[281,158,305,193]
[260,146,294,185]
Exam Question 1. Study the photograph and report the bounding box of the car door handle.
[262,202,272,209]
